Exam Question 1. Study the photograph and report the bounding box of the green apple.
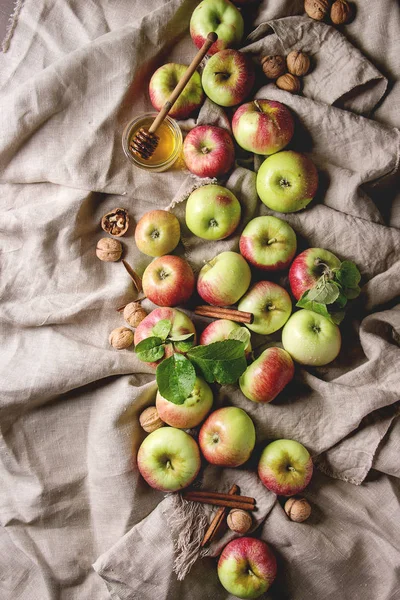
[218,537,277,599]
[185,184,241,240]
[282,309,341,366]
[197,251,251,306]
[156,377,213,429]
[134,210,180,257]
[202,49,255,107]
[258,439,313,496]
[190,0,244,56]
[239,215,297,271]
[149,64,204,119]
[137,427,201,492]
[256,150,318,213]
[238,281,292,334]
[199,406,256,466]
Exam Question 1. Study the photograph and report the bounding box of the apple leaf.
[152,319,172,341]
[335,261,361,289]
[135,337,165,363]
[330,311,346,324]
[156,353,196,405]
[306,276,340,304]
[173,335,196,353]
[296,292,332,319]
[168,332,195,342]
[187,340,247,385]
[343,285,361,299]
[227,327,251,347]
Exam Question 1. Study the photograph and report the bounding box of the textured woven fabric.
[0,1,399,599]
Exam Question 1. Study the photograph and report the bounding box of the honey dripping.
[130,118,177,165]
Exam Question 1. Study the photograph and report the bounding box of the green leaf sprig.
[296,260,361,324]
[135,320,248,405]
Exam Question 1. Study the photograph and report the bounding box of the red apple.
[289,248,342,300]
[156,376,213,429]
[258,439,313,496]
[239,347,294,403]
[183,125,235,178]
[238,281,292,335]
[199,406,255,467]
[197,251,251,306]
[149,63,204,119]
[232,99,294,155]
[142,255,195,307]
[218,537,277,599]
[200,319,252,357]
[134,307,197,368]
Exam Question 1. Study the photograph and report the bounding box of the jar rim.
[122,113,183,171]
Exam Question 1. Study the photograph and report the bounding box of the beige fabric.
[0,1,400,599]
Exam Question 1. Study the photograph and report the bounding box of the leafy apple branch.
[134,319,249,404]
[296,260,361,324]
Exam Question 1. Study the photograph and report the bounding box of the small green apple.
[258,439,313,496]
[185,184,241,240]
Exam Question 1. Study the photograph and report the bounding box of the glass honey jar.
[122,113,183,172]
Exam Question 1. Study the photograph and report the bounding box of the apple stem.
[166,460,173,469]
[267,304,276,311]
[267,237,277,245]
[201,147,211,154]
[254,99,262,113]
[288,466,296,472]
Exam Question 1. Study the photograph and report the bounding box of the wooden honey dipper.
[129,32,218,160]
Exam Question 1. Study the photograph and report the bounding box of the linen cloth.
[0,1,399,599]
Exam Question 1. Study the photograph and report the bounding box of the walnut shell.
[139,406,164,433]
[96,238,123,262]
[284,497,312,522]
[330,0,352,24]
[287,51,310,76]
[109,326,134,349]
[260,55,286,79]
[123,302,148,327]
[101,208,130,237]
[276,73,301,94]
[227,509,252,534]
[304,0,330,21]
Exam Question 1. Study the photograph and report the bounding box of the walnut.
[139,406,164,433]
[276,73,301,94]
[227,509,252,534]
[101,208,129,237]
[96,238,123,262]
[260,55,286,79]
[304,0,330,21]
[330,0,352,24]
[109,326,134,349]
[284,497,312,522]
[123,302,147,327]
[287,51,310,77]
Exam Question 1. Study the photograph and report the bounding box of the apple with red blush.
[232,99,294,155]
[202,49,255,107]
[190,0,244,56]
[149,63,204,119]
[238,281,292,335]
[156,376,213,429]
[142,255,195,307]
[218,537,277,599]
[289,247,342,300]
[183,125,235,178]
[239,347,294,403]
[200,319,252,357]
[197,251,251,306]
[258,439,313,496]
[239,216,297,271]
[185,184,241,241]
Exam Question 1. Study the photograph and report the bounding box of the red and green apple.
[156,376,213,429]
[185,184,241,240]
[142,255,195,307]
[149,63,204,119]
[218,537,277,599]
[199,406,256,467]
[232,99,294,155]
[256,150,318,213]
[239,215,297,271]
[200,319,252,357]
[258,438,313,496]
[289,247,341,300]
[137,427,201,492]
[190,0,244,55]
[239,347,294,403]
[134,210,181,257]
[202,49,255,107]
[183,125,235,178]
[197,251,251,306]
[238,281,292,335]
[282,309,341,366]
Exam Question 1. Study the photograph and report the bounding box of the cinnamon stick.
[201,484,238,547]
[182,494,255,511]
[183,490,255,505]
[194,305,254,324]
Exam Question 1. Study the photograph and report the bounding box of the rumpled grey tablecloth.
[0,1,399,599]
